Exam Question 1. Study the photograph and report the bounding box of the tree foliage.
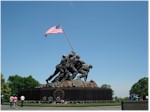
[101,84,111,89]
[1,74,11,101]
[24,75,40,88]
[8,74,40,95]
[100,84,114,95]
[130,77,148,98]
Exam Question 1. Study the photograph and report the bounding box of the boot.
[46,79,49,84]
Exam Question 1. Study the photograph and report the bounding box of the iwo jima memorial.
[18,24,113,103]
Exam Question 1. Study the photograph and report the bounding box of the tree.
[101,84,111,89]
[130,77,148,99]
[1,74,11,101]
[8,74,40,95]
[100,84,114,95]
[23,75,40,88]
[8,75,23,94]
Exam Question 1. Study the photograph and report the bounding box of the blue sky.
[1,1,148,98]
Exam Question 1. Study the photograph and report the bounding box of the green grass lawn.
[3,102,121,107]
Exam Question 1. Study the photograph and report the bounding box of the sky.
[1,1,148,98]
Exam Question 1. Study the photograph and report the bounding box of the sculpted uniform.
[52,52,76,82]
[77,64,93,81]
[46,55,67,83]
[67,54,79,80]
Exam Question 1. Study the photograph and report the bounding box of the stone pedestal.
[18,79,112,102]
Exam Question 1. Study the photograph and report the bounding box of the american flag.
[45,25,63,36]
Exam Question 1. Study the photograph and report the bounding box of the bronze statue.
[46,51,93,83]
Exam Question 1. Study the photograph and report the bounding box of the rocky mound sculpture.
[46,79,98,88]
[36,79,98,88]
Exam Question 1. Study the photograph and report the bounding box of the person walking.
[1,94,4,104]
[129,94,133,101]
[135,95,139,101]
[13,95,18,109]
[20,95,25,107]
[9,95,14,108]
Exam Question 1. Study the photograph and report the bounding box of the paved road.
[1,105,121,110]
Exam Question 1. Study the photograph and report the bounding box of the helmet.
[62,55,66,58]
[76,55,80,59]
[71,51,76,55]
[89,65,93,68]
[69,51,76,56]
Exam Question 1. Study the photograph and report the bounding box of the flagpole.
[60,24,74,51]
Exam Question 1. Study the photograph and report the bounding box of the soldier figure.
[46,55,67,83]
[77,64,93,81]
[51,69,70,82]
[61,55,84,81]
[51,51,77,82]
[66,53,78,80]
